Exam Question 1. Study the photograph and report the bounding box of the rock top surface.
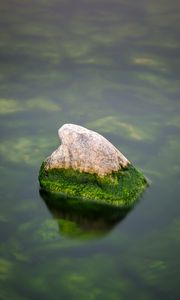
[44,123,130,176]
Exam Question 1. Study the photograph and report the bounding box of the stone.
[44,123,129,176]
[39,124,148,207]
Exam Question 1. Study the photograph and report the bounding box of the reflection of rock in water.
[39,190,132,239]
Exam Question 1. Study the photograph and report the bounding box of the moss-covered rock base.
[39,163,147,207]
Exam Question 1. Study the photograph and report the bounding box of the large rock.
[39,124,148,207]
[45,124,129,176]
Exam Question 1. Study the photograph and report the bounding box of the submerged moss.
[39,164,147,207]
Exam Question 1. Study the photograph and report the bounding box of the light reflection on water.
[0,0,180,299]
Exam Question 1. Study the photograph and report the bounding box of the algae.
[39,163,147,207]
[0,258,14,281]
[0,0,180,299]
[0,97,61,115]
[0,136,57,165]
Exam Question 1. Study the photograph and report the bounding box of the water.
[0,0,180,299]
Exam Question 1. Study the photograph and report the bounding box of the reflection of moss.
[39,163,147,207]
[57,218,104,239]
[58,219,82,237]
[40,189,131,238]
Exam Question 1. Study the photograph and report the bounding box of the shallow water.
[0,0,180,299]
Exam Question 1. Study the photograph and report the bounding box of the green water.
[0,0,180,299]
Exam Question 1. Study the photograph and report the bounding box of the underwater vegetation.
[0,0,180,299]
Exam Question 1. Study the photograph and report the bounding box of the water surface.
[0,1,180,299]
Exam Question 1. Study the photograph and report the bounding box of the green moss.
[39,164,148,207]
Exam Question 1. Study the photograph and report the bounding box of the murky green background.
[0,0,180,299]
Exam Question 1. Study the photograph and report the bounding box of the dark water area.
[0,0,180,299]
